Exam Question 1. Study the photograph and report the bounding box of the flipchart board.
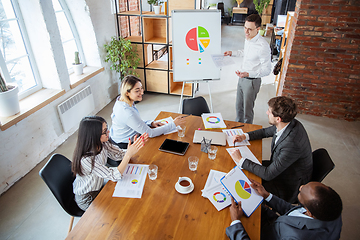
[172,10,221,82]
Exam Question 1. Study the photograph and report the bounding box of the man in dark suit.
[226,180,343,240]
[231,96,312,203]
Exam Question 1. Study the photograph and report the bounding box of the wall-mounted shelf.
[115,0,196,97]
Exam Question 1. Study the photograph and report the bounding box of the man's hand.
[230,148,242,164]
[235,70,249,78]
[230,198,243,222]
[224,51,232,56]
[233,134,246,144]
[151,121,164,128]
[249,179,270,199]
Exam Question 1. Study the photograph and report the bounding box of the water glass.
[178,125,186,137]
[148,164,158,180]
[188,156,199,171]
[208,146,218,160]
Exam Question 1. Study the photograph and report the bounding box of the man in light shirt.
[231,96,312,203]
[224,14,271,124]
[226,179,343,240]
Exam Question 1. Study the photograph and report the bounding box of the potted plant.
[73,51,83,75]
[147,0,164,14]
[0,73,20,117]
[104,36,141,79]
[253,0,271,36]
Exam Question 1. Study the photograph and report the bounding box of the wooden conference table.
[66,111,262,240]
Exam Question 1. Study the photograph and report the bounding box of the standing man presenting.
[224,14,271,124]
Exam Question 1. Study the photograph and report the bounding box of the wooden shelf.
[145,70,168,93]
[143,17,167,44]
[118,10,153,16]
[116,0,195,97]
[125,36,142,43]
[169,72,192,96]
[146,60,168,70]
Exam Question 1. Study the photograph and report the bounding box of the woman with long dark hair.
[72,116,148,210]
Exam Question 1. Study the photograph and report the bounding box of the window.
[0,0,41,99]
[52,0,85,73]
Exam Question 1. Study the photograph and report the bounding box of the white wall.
[0,0,119,195]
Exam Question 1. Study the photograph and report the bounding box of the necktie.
[271,134,277,150]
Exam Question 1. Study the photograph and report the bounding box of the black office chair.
[182,96,210,116]
[311,148,335,182]
[39,154,84,233]
[217,2,225,24]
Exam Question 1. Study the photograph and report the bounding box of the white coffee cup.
[177,177,193,192]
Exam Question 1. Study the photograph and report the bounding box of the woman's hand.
[126,133,148,157]
[173,115,187,126]
[232,134,246,144]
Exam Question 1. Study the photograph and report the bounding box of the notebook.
[193,130,227,146]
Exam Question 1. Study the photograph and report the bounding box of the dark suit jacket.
[225,195,342,240]
[242,119,312,203]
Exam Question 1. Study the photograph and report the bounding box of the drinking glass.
[148,164,158,180]
[188,156,199,171]
[208,146,218,160]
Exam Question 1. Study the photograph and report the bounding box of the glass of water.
[148,164,158,180]
[178,125,186,138]
[208,146,218,160]
[188,156,199,171]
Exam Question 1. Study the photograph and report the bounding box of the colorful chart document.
[113,164,148,198]
[202,183,231,211]
[220,166,263,217]
[201,113,227,129]
[226,146,261,167]
[154,116,177,135]
[222,129,250,146]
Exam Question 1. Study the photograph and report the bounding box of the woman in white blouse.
[72,116,148,211]
[110,75,186,149]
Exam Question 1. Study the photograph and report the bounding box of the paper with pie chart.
[220,166,263,217]
[202,182,231,211]
[154,116,177,135]
[201,112,227,129]
[113,164,148,198]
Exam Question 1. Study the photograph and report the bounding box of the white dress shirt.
[232,33,271,78]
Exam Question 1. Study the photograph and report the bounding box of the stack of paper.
[113,164,148,198]
[201,113,227,129]
[226,146,261,167]
[222,129,250,147]
[201,169,231,211]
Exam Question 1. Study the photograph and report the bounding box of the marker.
[231,125,245,129]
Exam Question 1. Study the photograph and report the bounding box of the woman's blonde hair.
[119,75,142,105]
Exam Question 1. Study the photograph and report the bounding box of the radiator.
[57,86,95,132]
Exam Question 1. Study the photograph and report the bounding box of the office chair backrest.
[182,96,210,116]
[311,148,335,182]
[39,154,84,217]
[217,2,225,16]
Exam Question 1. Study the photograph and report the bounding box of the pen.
[231,124,244,129]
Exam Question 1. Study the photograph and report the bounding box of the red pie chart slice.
[185,28,198,51]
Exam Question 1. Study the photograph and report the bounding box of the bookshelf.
[115,0,196,96]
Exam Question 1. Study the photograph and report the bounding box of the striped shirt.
[73,141,126,195]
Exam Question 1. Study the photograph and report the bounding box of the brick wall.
[118,0,141,37]
[278,0,360,121]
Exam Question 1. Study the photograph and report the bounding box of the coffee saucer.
[175,182,194,194]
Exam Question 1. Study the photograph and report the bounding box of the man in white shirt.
[224,14,271,124]
[226,180,343,240]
